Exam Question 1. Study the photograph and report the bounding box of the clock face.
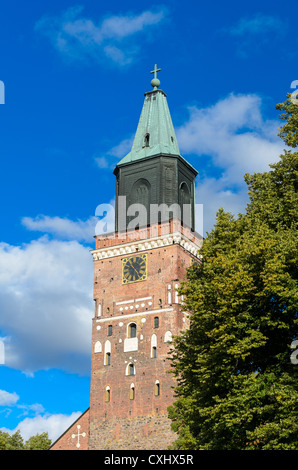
[122,254,147,284]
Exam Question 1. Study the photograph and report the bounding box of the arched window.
[164,331,173,343]
[128,322,137,338]
[130,383,135,400]
[105,386,110,402]
[154,316,159,328]
[105,352,111,366]
[167,284,172,304]
[144,133,150,147]
[104,340,111,365]
[151,334,157,358]
[154,380,160,396]
[126,363,135,376]
[94,341,102,353]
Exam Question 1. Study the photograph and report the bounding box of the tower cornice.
[91,230,202,261]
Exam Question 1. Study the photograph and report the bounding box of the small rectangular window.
[108,325,113,336]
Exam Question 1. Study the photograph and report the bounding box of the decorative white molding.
[96,307,174,323]
[116,299,134,305]
[91,232,201,261]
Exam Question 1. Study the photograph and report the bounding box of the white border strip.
[96,308,174,323]
[91,232,201,261]
[115,300,134,305]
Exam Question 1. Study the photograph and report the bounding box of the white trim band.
[91,232,201,261]
[96,308,174,323]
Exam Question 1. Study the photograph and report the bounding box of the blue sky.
[0,0,297,442]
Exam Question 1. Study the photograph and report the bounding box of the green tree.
[7,430,24,450]
[0,431,11,450]
[168,94,298,450]
[0,430,51,450]
[24,432,52,450]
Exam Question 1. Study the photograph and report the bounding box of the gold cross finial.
[150,64,161,79]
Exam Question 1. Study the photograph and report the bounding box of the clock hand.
[128,260,139,275]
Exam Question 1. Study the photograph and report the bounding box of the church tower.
[114,65,197,233]
[88,67,202,450]
[50,66,202,451]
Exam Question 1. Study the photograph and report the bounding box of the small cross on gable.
[71,424,86,448]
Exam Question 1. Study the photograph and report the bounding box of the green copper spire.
[117,64,181,166]
[113,65,198,232]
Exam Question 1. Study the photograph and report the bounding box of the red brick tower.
[89,222,201,450]
[50,66,202,451]
[88,67,201,450]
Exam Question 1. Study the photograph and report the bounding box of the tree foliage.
[168,93,298,450]
[0,429,51,450]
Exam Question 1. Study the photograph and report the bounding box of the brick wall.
[88,226,200,450]
[89,413,177,450]
[50,408,90,451]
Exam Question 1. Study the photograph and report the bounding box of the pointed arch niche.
[179,181,192,228]
[128,178,151,227]
[94,341,102,353]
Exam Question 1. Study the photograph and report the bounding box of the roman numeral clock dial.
[122,254,147,284]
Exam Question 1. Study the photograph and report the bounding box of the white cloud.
[223,13,287,58]
[176,93,284,234]
[94,156,110,169]
[0,390,19,406]
[100,10,165,39]
[229,13,285,36]
[21,215,97,243]
[94,135,134,169]
[2,411,82,442]
[0,237,93,374]
[194,177,249,236]
[35,6,167,65]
